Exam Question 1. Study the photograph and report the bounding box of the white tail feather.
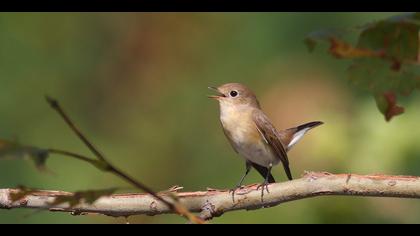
[287,128,310,151]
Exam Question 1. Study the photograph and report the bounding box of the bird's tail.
[279,121,324,151]
[296,121,324,132]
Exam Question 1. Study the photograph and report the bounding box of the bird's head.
[208,83,260,108]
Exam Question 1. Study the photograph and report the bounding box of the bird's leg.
[229,162,251,202]
[236,164,251,188]
[257,163,273,202]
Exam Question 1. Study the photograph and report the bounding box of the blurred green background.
[1,12,420,224]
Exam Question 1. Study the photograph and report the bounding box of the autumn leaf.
[375,92,405,121]
[306,12,420,121]
[0,139,49,171]
[329,37,385,59]
[304,28,346,53]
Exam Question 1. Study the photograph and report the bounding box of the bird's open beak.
[207,86,225,99]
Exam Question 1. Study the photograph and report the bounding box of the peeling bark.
[1,172,420,221]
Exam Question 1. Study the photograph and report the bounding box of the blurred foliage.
[0,138,49,171]
[9,186,118,208]
[306,13,420,121]
[48,188,118,207]
[1,13,420,224]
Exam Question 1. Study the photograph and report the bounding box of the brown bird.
[208,83,323,199]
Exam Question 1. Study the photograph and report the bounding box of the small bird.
[208,83,323,199]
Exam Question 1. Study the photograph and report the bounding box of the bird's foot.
[228,185,244,203]
[256,181,270,202]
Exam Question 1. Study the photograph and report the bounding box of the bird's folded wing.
[253,110,293,180]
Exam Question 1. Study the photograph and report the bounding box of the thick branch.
[1,172,420,220]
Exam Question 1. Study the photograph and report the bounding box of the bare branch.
[47,149,101,166]
[1,172,420,220]
[44,96,204,223]
[45,96,107,162]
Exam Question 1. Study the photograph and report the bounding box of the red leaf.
[383,92,405,121]
[329,37,385,59]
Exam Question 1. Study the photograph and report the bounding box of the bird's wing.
[252,110,293,180]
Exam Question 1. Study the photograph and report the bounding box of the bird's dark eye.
[230,91,238,97]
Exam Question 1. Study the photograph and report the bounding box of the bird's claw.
[256,182,270,201]
[229,185,244,202]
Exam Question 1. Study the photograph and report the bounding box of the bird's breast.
[219,105,278,167]
[220,107,260,144]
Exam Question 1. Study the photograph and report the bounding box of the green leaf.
[357,17,420,64]
[306,12,420,121]
[348,58,420,94]
[0,139,49,171]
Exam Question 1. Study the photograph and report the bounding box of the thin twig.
[45,96,106,162]
[47,149,98,166]
[48,149,167,205]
